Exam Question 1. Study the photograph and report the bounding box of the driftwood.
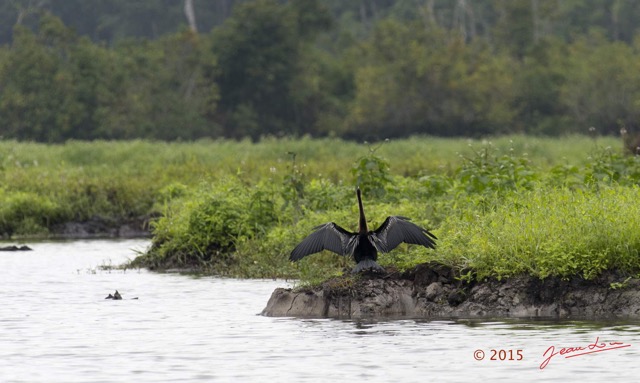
[0,245,32,251]
[105,290,138,300]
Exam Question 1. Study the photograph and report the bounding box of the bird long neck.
[357,188,368,234]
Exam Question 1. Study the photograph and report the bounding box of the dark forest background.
[1,0,640,142]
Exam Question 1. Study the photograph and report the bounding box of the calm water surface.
[1,239,639,382]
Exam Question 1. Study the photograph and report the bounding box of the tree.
[512,37,569,135]
[0,14,82,141]
[209,0,331,139]
[345,18,515,138]
[561,33,640,135]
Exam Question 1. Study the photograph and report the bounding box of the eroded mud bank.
[262,263,640,319]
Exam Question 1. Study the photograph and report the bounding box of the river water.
[1,239,639,382]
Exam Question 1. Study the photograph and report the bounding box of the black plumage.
[289,188,437,273]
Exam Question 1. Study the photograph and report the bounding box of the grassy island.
[2,135,639,284]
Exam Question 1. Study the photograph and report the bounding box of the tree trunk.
[531,0,540,43]
[184,0,198,33]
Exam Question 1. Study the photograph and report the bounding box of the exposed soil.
[261,262,640,319]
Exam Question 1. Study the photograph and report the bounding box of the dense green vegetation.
[3,1,640,141]
[14,135,635,283]
[136,135,640,284]
[3,136,640,284]
[3,2,640,285]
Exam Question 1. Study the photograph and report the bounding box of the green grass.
[437,186,640,280]
[3,135,640,285]
[0,134,621,181]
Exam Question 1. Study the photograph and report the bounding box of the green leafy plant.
[281,151,305,216]
[454,141,537,195]
[583,145,640,186]
[351,140,392,198]
[610,277,632,290]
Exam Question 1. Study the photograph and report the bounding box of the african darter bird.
[289,188,437,273]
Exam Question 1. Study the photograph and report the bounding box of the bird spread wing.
[369,216,437,253]
[290,223,356,261]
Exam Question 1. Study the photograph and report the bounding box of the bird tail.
[352,259,385,274]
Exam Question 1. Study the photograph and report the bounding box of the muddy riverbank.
[49,215,152,239]
[262,262,640,319]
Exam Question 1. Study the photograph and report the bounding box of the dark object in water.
[290,188,437,273]
[105,290,138,300]
[105,290,123,300]
[0,245,32,251]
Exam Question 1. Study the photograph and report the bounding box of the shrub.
[454,141,537,195]
[135,178,279,271]
[0,190,61,236]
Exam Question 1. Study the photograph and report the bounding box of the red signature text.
[540,337,631,369]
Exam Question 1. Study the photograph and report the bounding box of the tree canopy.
[1,0,640,141]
